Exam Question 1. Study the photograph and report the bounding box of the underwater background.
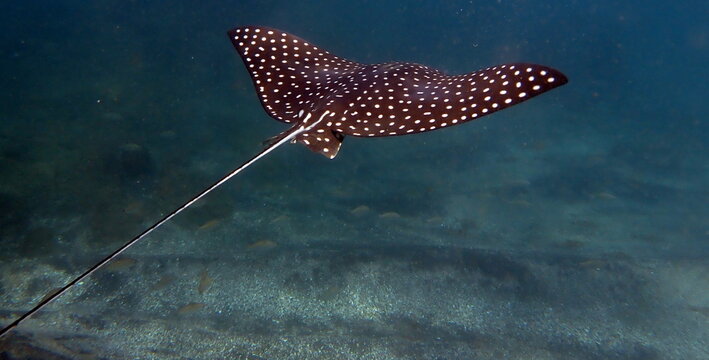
[0,0,707,359]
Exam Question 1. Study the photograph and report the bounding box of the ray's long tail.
[0,125,303,338]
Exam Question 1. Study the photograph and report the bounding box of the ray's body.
[229,26,566,158]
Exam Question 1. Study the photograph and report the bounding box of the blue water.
[0,1,707,359]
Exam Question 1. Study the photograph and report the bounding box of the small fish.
[270,215,289,224]
[232,354,269,360]
[506,199,532,207]
[506,179,531,187]
[247,240,278,249]
[350,205,370,216]
[120,143,142,152]
[123,201,144,215]
[379,211,401,219]
[579,259,605,268]
[198,271,213,295]
[592,191,617,200]
[151,275,176,291]
[159,129,176,138]
[101,112,124,121]
[426,216,444,224]
[105,257,137,271]
[557,240,585,249]
[198,218,221,230]
[177,302,206,315]
[687,306,709,317]
[317,285,342,302]
[530,140,548,151]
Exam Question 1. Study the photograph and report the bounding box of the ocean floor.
[1,244,707,360]
[1,104,707,359]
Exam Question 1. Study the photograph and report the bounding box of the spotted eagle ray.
[230,26,566,158]
[0,26,567,336]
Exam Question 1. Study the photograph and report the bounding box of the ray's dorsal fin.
[229,26,567,159]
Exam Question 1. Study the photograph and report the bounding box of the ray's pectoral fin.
[296,126,345,159]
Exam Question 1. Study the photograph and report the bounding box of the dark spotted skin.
[229,26,567,158]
